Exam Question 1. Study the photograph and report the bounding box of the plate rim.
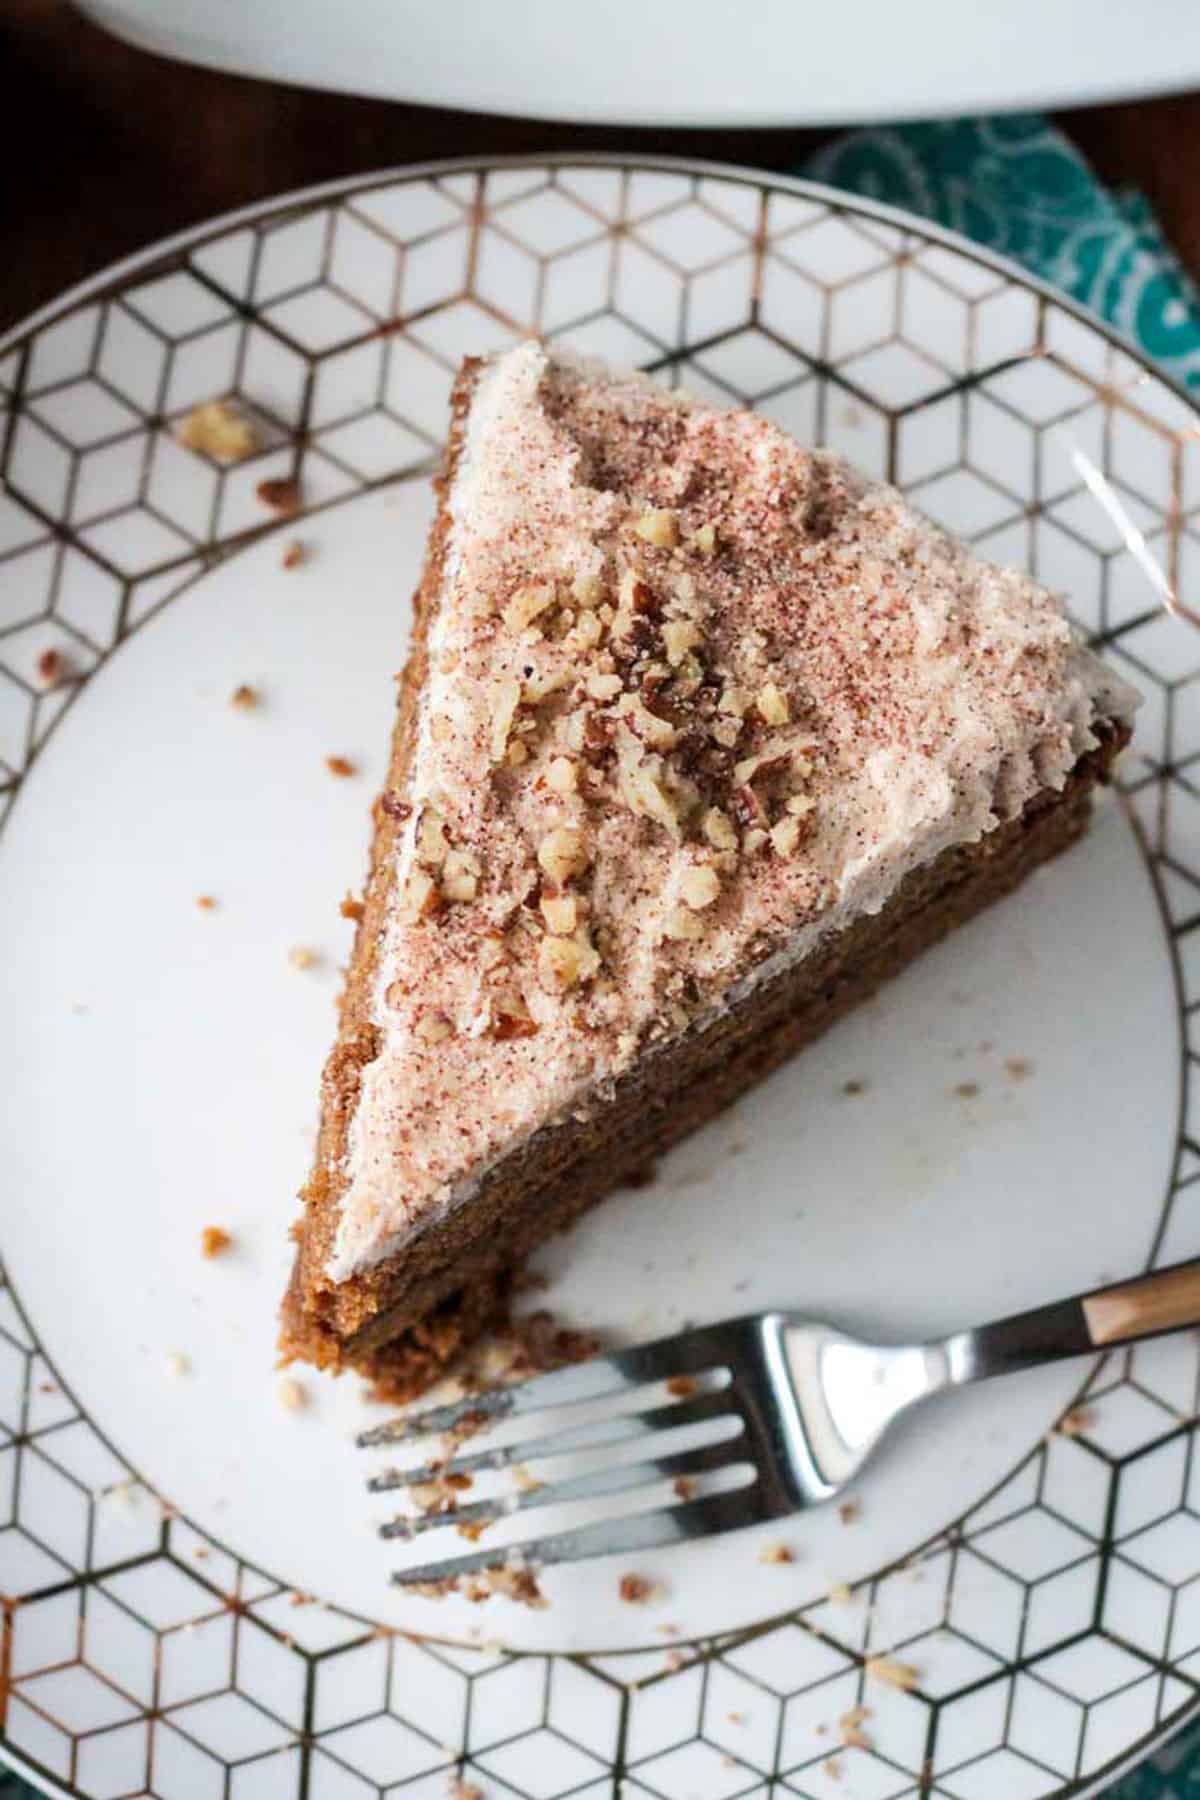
[2,150,1198,1800]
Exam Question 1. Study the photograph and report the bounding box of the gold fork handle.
[1083,1263,1200,1346]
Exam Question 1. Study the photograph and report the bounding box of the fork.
[359,1258,1200,1589]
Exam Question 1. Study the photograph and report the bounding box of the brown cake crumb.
[340,893,365,922]
[281,539,308,569]
[841,1078,868,1097]
[953,1081,981,1098]
[839,1704,872,1750]
[824,1757,843,1782]
[666,1374,697,1398]
[196,895,218,911]
[838,1499,860,1525]
[256,475,302,515]
[865,1655,920,1692]
[619,1573,657,1604]
[178,399,259,462]
[289,946,319,970]
[1005,1056,1033,1081]
[673,1476,696,1500]
[326,755,357,779]
[758,1542,795,1565]
[448,1779,483,1800]
[1057,1405,1093,1438]
[231,683,260,710]
[36,647,72,688]
[200,1226,232,1259]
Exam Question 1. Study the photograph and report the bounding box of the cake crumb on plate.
[866,1654,920,1691]
[326,755,357,779]
[200,1226,232,1258]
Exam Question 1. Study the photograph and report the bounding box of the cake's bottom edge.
[280,726,1127,1401]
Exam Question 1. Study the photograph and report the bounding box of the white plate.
[1,156,1199,1800]
[79,0,1200,128]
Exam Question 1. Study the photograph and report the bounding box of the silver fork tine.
[394,1481,767,1585]
[381,1426,749,1539]
[367,1386,737,1493]
[358,1328,733,1450]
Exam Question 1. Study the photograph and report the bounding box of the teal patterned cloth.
[804,114,1200,392]
[802,111,1200,1800]
[2,114,1197,1800]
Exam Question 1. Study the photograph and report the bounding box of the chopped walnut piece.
[505,739,529,767]
[586,671,622,702]
[417,809,449,867]
[618,1573,657,1604]
[417,1012,454,1044]
[281,540,307,569]
[572,570,605,608]
[702,808,738,852]
[689,522,717,556]
[662,619,702,667]
[398,867,438,923]
[230,683,260,710]
[756,681,790,725]
[743,827,769,857]
[441,849,480,904]
[540,893,579,935]
[538,825,589,885]
[719,684,750,717]
[664,905,703,942]
[538,932,596,993]
[278,1378,308,1411]
[865,1655,920,1692]
[196,894,218,911]
[757,1542,795,1565]
[326,755,357,779]
[546,756,577,795]
[770,817,803,857]
[786,793,816,816]
[178,399,259,462]
[635,508,679,548]
[679,864,720,910]
[256,475,302,515]
[503,584,555,632]
[288,945,319,970]
[340,893,365,922]
[200,1226,232,1259]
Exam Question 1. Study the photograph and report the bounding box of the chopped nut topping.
[538,825,589,885]
[288,945,319,970]
[865,1655,920,1692]
[278,1378,308,1411]
[572,570,605,608]
[178,399,259,462]
[756,681,790,726]
[586,671,622,702]
[505,739,529,767]
[786,793,816,816]
[417,809,449,867]
[664,905,703,942]
[503,584,555,632]
[417,1012,455,1044]
[546,756,577,795]
[256,475,302,515]
[770,817,803,857]
[540,893,579,935]
[231,683,260,710]
[719,684,750,717]
[618,1573,657,1604]
[701,807,738,851]
[757,1542,795,1565]
[662,619,702,667]
[690,522,717,556]
[326,755,357,779]
[441,849,480,904]
[743,828,768,857]
[679,864,720,910]
[200,1226,232,1259]
[398,867,439,923]
[634,508,679,548]
[538,932,597,993]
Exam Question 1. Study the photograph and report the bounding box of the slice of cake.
[280,342,1137,1397]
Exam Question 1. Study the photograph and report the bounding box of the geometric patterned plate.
[1,156,1199,1800]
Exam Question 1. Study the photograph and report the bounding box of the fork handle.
[944,1258,1200,1382]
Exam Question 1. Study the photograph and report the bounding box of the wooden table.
[3,0,1200,335]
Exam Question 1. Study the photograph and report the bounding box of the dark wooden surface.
[3,0,1200,334]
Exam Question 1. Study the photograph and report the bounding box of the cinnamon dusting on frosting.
[327,343,1138,1281]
